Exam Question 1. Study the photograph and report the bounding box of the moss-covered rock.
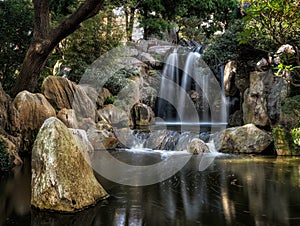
[31,117,108,212]
[272,126,300,156]
[279,95,300,130]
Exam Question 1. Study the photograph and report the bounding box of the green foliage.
[0,0,33,92]
[239,0,300,52]
[202,20,244,71]
[103,96,115,105]
[43,11,123,83]
[291,127,300,147]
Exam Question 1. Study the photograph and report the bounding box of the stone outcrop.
[212,124,273,154]
[13,91,56,151]
[31,117,108,212]
[242,71,274,126]
[267,78,289,126]
[42,76,95,119]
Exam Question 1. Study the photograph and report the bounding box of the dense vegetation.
[0,0,299,94]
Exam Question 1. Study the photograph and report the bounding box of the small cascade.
[156,47,228,129]
[156,50,180,121]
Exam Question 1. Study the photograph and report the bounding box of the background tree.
[12,0,105,96]
[0,0,33,92]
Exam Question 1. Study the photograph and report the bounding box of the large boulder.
[42,76,95,118]
[31,117,108,212]
[13,91,56,151]
[212,124,273,154]
[242,71,274,126]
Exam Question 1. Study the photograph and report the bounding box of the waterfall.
[156,48,227,128]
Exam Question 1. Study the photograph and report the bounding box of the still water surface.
[1,151,300,226]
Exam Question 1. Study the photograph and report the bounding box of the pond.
[1,151,300,226]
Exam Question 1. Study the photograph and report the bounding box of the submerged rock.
[31,117,108,212]
[212,124,273,154]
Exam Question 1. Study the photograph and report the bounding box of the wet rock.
[31,117,108,212]
[212,124,273,154]
[145,130,180,150]
[242,71,274,126]
[131,103,154,126]
[13,91,56,151]
[57,108,79,128]
[42,76,95,118]
[228,110,244,127]
[187,138,209,154]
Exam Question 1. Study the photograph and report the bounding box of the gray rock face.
[242,71,274,126]
[212,124,273,154]
[31,117,108,212]
[267,77,289,125]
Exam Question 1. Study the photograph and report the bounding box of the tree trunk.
[12,40,52,94]
[11,0,105,96]
[125,7,135,42]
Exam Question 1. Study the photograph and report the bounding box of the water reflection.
[0,158,31,226]
[2,153,300,226]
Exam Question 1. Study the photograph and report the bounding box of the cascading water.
[156,47,228,128]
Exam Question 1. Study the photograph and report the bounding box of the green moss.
[103,96,115,105]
